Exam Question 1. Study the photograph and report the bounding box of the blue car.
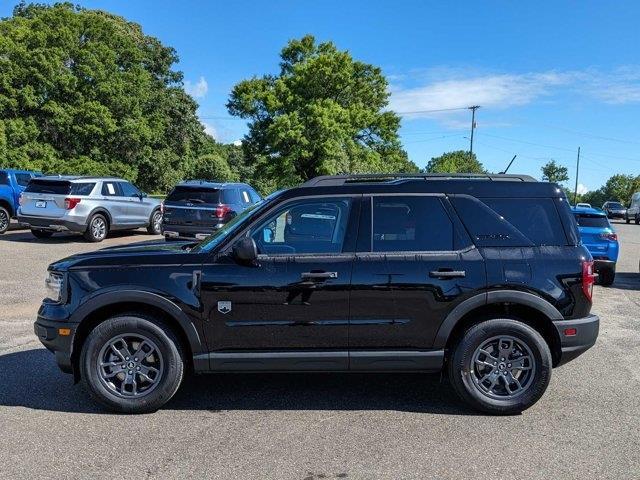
[572,206,619,285]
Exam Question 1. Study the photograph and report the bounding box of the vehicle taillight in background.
[582,260,596,301]
[599,232,618,241]
[213,205,232,219]
[64,198,81,210]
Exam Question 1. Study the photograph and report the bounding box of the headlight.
[44,271,64,303]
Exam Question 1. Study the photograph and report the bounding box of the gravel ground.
[0,223,639,479]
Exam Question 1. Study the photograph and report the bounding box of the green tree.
[189,154,237,182]
[583,174,640,207]
[0,2,209,192]
[227,35,417,188]
[541,160,569,183]
[424,151,486,174]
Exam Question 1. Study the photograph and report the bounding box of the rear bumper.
[553,314,599,367]
[161,223,222,240]
[593,259,616,272]
[17,214,86,233]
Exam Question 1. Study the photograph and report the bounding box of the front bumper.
[34,316,75,374]
[553,314,599,366]
[17,214,87,233]
[606,211,626,219]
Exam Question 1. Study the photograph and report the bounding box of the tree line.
[1,3,636,202]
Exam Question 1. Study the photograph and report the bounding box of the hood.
[49,240,197,271]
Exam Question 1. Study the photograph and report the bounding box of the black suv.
[161,180,261,241]
[35,174,599,414]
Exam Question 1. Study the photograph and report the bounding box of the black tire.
[635,214,639,225]
[80,314,184,413]
[0,206,9,234]
[147,209,162,235]
[598,266,616,286]
[626,214,630,224]
[448,319,552,415]
[83,213,108,242]
[31,229,54,239]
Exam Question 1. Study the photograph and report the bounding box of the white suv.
[18,176,162,242]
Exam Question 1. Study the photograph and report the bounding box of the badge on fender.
[217,301,232,314]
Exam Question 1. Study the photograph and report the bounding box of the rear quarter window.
[70,183,96,196]
[482,198,567,246]
[14,173,32,187]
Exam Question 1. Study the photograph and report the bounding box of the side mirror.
[232,237,258,265]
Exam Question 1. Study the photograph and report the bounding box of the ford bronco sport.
[34,173,599,414]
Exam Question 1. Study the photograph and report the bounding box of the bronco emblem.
[217,301,232,314]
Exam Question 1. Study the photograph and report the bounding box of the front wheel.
[147,209,162,235]
[448,319,552,415]
[80,314,184,413]
[0,206,9,234]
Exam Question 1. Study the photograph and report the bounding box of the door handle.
[301,271,338,280]
[429,269,466,279]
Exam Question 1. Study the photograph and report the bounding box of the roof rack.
[302,173,537,187]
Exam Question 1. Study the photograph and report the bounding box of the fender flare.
[70,289,204,355]
[433,290,563,349]
[86,207,113,228]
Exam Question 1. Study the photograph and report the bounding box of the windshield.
[574,214,610,228]
[607,202,624,209]
[166,186,221,204]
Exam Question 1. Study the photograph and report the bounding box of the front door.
[348,194,485,369]
[199,195,360,371]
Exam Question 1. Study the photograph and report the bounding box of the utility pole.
[573,146,581,205]
[468,105,480,158]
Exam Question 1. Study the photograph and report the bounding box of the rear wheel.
[80,314,184,413]
[147,209,162,235]
[84,214,108,242]
[626,214,631,224]
[0,206,10,234]
[598,265,616,286]
[31,229,54,239]
[448,319,552,415]
[636,214,640,225]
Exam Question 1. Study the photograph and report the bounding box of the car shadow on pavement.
[0,229,159,244]
[0,348,475,416]
[610,272,640,291]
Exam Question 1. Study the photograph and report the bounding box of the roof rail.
[302,173,537,187]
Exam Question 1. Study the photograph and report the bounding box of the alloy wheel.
[91,217,106,240]
[0,210,8,232]
[97,334,164,398]
[471,335,536,399]
[153,211,162,232]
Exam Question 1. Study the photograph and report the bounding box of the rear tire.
[598,266,616,286]
[84,214,108,242]
[80,314,184,413]
[636,214,640,225]
[147,209,162,235]
[31,229,54,239]
[626,214,630,224]
[0,207,10,234]
[448,319,552,415]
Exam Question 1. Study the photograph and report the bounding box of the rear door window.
[482,198,567,246]
[166,186,221,205]
[70,183,96,196]
[25,180,71,195]
[574,214,610,228]
[372,196,454,252]
[101,182,121,197]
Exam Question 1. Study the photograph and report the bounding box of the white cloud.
[577,183,589,195]
[184,76,209,98]
[201,121,217,139]
[389,66,640,121]
[232,139,242,146]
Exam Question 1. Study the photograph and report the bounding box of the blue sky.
[3,1,640,192]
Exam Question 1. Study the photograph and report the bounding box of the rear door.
[163,186,222,231]
[20,180,72,218]
[349,194,485,367]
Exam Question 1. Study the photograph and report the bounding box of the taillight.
[599,232,618,241]
[582,260,596,302]
[213,205,232,219]
[64,198,81,210]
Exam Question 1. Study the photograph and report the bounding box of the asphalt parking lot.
[0,224,639,479]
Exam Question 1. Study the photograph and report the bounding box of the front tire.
[147,209,162,235]
[0,206,9,234]
[84,214,108,242]
[448,319,552,415]
[80,314,184,413]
